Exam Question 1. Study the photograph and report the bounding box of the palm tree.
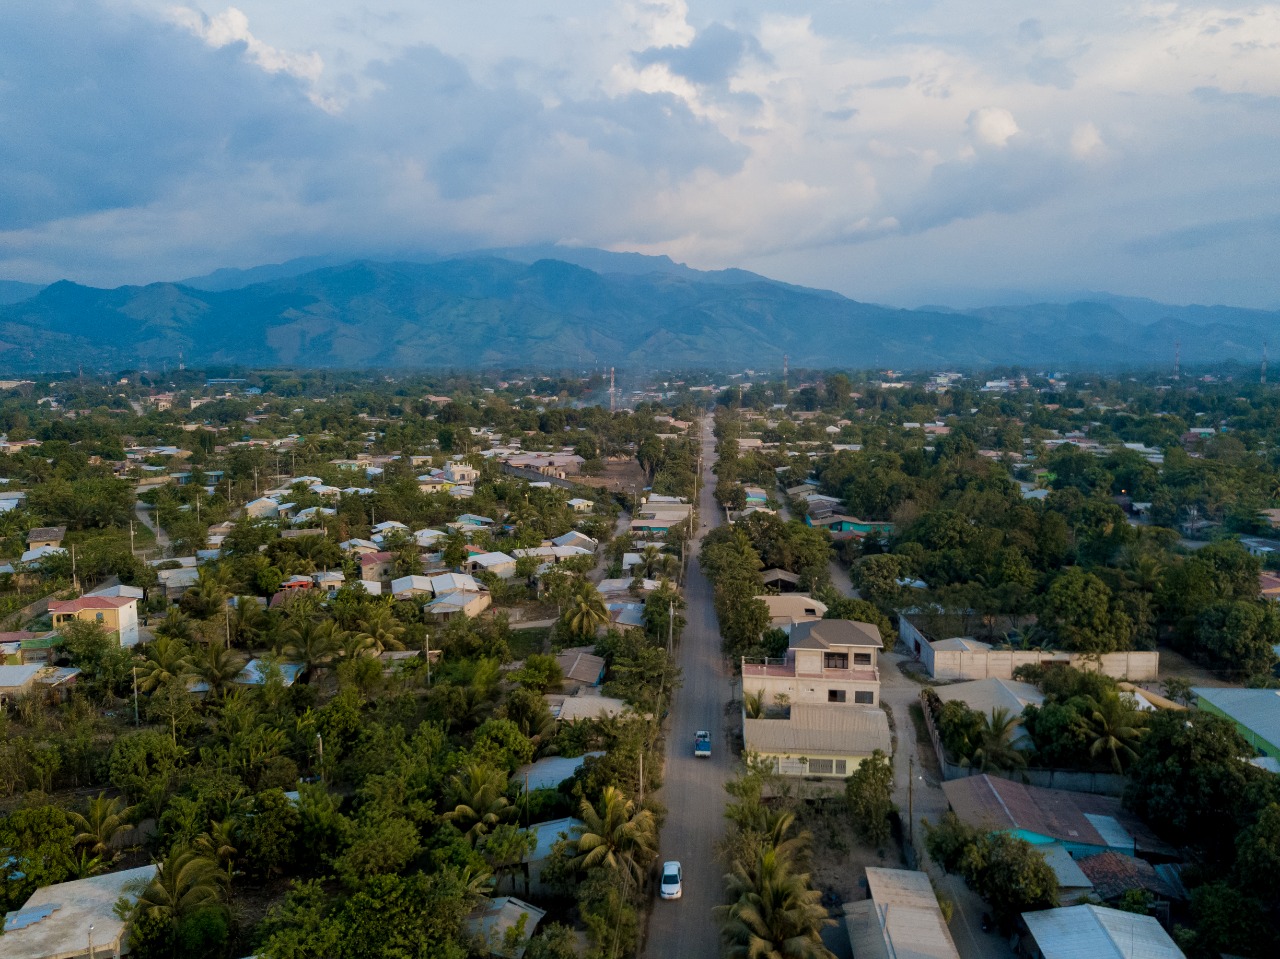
[136,636,192,693]
[194,819,239,887]
[154,610,196,643]
[355,605,407,655]
[229,597,268,648]
[445,763,515,845]
[572,786,657,888]
[964,707,1028,773]
[716,846,835,959]
[191,643,247,700]
[132,847,227,937]
[743,689,765,719]
[68,792,136,861]
[563,586,609,641]
[285,619,342,681]
[1087,690,1147,773]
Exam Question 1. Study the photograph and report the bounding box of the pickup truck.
[694,730,711,758]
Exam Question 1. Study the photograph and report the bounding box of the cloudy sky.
[2,0,1278,307]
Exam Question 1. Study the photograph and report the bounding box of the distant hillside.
[0,254,1275,372]
[0,280,44,306]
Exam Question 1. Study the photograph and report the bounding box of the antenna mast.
[1174,340,1181,380]
[609,367,616,413]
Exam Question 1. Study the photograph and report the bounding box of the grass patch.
[508,626,551,659]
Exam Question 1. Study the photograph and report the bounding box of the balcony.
[741,657,878,684]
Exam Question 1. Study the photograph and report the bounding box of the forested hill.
[0,255,1275,371]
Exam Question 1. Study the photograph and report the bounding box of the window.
[95,613,104,623]
[804,607,817,616]
[854,691,875,705]
[834,760,847,775]
[828,689,847,703]
[807,759,834,775]
[823,653,849,669]
[853,652,872,666]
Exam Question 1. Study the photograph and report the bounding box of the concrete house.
[756,594,828,629]
[0,865,158,959]
[25,526,66,551]
[741,619,882,708]
[743,703,892,779]
[49,595,140,647]
[467,550,518,579]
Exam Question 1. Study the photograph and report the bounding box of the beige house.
[48,595,140,647]
[425,590,491,622]
[743,703,891,778]
[742,619,881,707]
[757,594,828,628]
[25,526,66,550]
[0,864,158,959]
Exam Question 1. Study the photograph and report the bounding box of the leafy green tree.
[957,832,1058,930]
[1037,567,1132,653]
[1235,802,1280,902]
[1194,600,1280,679]
[845,749,894,847]
[237,788,301,881]
[109,730,185,811]
[58,619,133,697]
[852,553,905,609]
[0,805,76,911]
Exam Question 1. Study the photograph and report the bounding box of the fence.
[899,616,1159,682]
[918,689,1127,797]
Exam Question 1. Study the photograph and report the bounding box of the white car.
[659,860,683,900]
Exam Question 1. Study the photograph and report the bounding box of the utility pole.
[316,732,324,784]
[132,667,139,726]
[907,754,915,857]
[129,520,135,557]
[424,632,432,686]
[667,599,674,655]
[638,750,644,805]
[609,367,616,413]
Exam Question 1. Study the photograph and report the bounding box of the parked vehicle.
[659,861,683,900]
[694,730,711,757]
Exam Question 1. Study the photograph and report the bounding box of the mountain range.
[0,249,1274,372]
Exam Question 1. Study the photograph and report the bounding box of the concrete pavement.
[643,417,732,959]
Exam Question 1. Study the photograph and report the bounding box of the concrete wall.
[901,617,1159,681]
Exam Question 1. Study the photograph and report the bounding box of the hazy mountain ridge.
[0,253,1275,371]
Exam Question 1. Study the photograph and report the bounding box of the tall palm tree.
[572,786,657,888]
[716,846,835,959]
[136,636,192,693]
[563,587,609,641]
[285,619,342,681]
[355,605,407,655]
[132,847,228,937]
[1087,690,1147,773]
[154,610,196,643]
[194,819,239,888]
[965,707,1028,773]
[445,763,515,845]
[191,643,247,700]
[229,597,269,648]
[743,689,765,719]
[68,792,136,861]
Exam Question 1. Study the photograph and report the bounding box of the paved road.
[643,417,732,959]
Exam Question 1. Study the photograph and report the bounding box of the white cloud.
[967,107,1020,147]
[4,0,1280,306]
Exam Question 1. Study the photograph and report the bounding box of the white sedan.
[659,860,683,900]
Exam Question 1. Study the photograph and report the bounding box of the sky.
[2,0,1279,307]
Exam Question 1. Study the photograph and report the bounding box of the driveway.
[643,417,733,959]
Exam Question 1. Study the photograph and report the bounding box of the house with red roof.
[48,595,140,647]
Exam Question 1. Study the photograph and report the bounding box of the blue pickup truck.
[694,730,711,758]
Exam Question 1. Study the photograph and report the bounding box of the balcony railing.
[741,657,878,683]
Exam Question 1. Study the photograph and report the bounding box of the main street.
[643,415,732,959]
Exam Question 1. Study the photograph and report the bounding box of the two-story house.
[742,618,882,707]
[741,619,891,780]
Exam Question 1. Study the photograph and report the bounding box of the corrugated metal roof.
[844,868,960,959]
[1193,687,1280,749]
[744,704,891,756]
[1022,904,1185,958]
